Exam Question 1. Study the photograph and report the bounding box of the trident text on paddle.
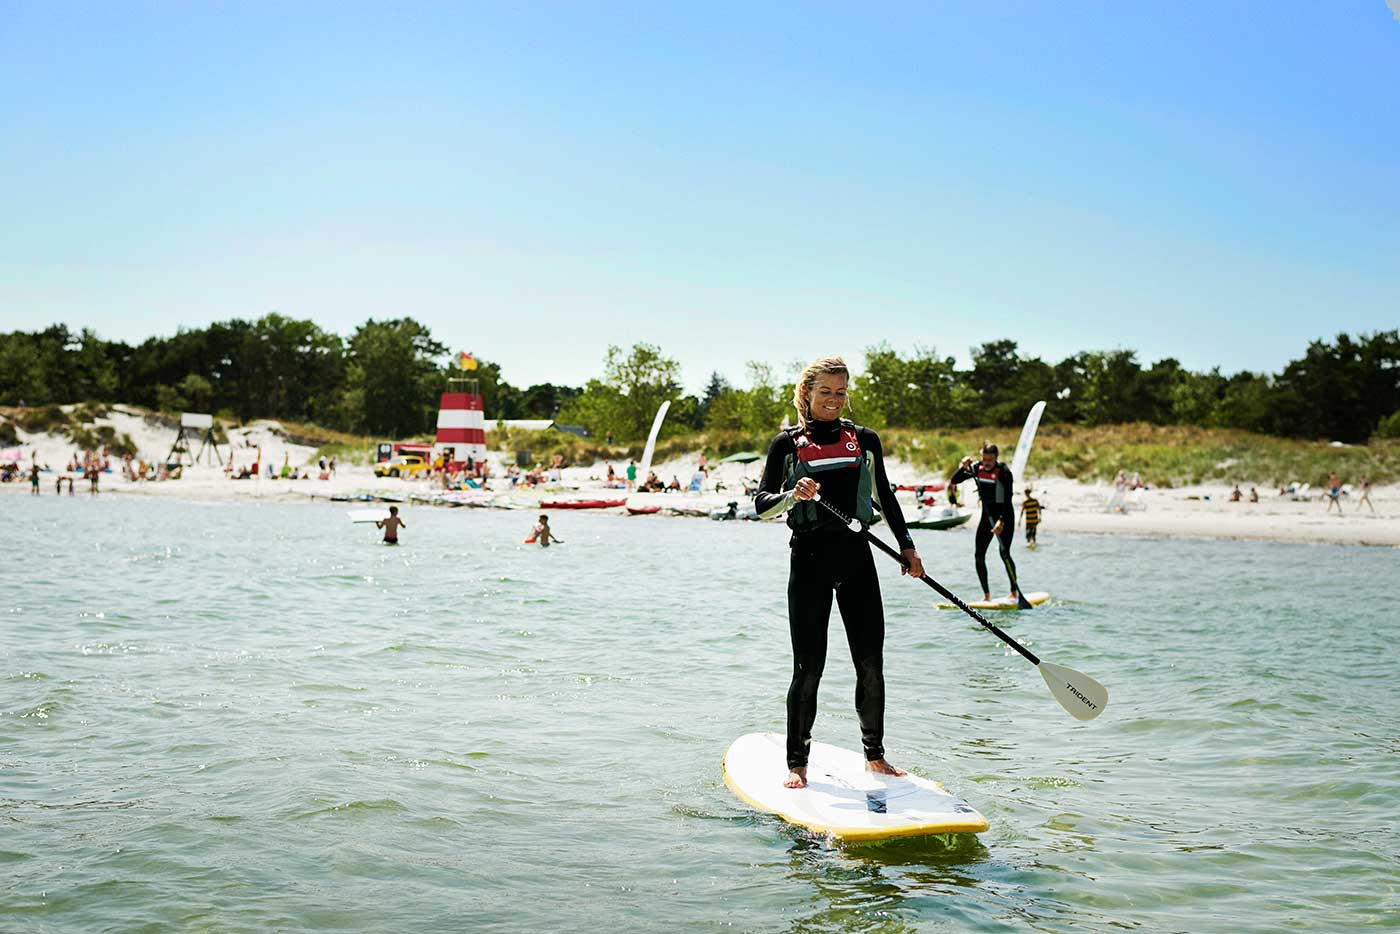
[1065,683,1098,711]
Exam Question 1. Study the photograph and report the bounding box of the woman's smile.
[811,374,848,420]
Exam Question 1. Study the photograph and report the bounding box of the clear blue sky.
[2,2,1397,393]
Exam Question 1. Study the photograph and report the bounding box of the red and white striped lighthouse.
[434,391,487,465]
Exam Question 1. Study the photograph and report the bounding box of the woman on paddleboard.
[950,443,1021,603]
[753,356,924,789]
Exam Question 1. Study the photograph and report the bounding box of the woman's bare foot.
[783,767,808,788]
[866,759,906,777]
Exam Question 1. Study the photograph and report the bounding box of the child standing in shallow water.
[1019,487,1043,549]
[375,506,406,545]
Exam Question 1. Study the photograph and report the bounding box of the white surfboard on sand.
[722,732,987,841]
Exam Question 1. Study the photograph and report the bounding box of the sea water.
[2,496,1396,932]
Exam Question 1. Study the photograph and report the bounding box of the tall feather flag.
[459,351,478,371]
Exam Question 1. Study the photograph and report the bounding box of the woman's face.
[809,373,848,421]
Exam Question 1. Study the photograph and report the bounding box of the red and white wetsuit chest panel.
[794,426,862,472]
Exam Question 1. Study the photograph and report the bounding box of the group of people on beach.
[5,448,114,494]
[1323,471,1375,514]
[227,453,337,481]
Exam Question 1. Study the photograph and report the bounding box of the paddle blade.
[1038,660,1108,721]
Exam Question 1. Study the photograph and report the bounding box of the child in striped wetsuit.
[1020,488,1043,549]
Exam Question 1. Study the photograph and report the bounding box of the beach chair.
[688,472,704,493]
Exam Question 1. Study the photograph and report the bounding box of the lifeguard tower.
[167,412,224,466]
[434,379,487,470]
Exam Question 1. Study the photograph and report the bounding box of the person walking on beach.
[375,506,405,545]
[1019,487,1043,549]
[1325,471,1343,514]
[529,515,563,548]
[29,463,40,495]
[1356,477,1375,514]
[626,460,637,491]
[951,443,1022,603]
[753,355,923,790]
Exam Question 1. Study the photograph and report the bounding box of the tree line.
[1,317,1397,444]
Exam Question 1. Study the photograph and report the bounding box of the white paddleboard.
[347,509,390,524]
[1010,400,1046,482]
[938,590,1051,611]
[722,732,987,841]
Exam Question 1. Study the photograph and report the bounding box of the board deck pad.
[722,732,987,841]
[938,590,1051,611]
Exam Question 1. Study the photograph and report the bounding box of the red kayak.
[539,499,627,509]
[626,505,661,515]
[895,482,947,493]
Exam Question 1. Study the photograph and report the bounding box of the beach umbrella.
[720,451,762,464]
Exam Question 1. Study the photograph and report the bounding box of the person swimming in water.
[529,514,563,547]
[375,506,405,544]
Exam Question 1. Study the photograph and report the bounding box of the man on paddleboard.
[754,356,924,790]
[951,443,1021,602]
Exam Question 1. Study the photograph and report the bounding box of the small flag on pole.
[459,351,478,371]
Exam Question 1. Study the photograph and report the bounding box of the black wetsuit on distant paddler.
[950,458,1020,596]
[754,419,914,771]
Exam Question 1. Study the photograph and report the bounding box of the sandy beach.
[5,405,1396,548]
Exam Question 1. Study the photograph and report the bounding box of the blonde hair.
[793,356,851,432]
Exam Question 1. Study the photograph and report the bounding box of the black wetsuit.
[950,461,1019,596]
[754,420,914,771]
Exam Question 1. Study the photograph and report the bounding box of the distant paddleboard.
[637,399,671,487]
[722,732,987,842]
[938,591,1051,611]
[1010,400,1046,481]
[348,509,390,524]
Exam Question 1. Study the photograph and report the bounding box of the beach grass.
[875,424,1400,488]
[271,420,386,465]
[8,405,1396,487]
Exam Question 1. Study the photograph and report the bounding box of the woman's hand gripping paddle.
[812,494,1108,721]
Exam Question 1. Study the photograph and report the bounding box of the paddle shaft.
[812,496,1042,666]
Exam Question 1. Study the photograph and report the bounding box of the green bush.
[17,404,71,433]
[74,401,109,422]
[68,424,137,457]
[1374,410,1400,440]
